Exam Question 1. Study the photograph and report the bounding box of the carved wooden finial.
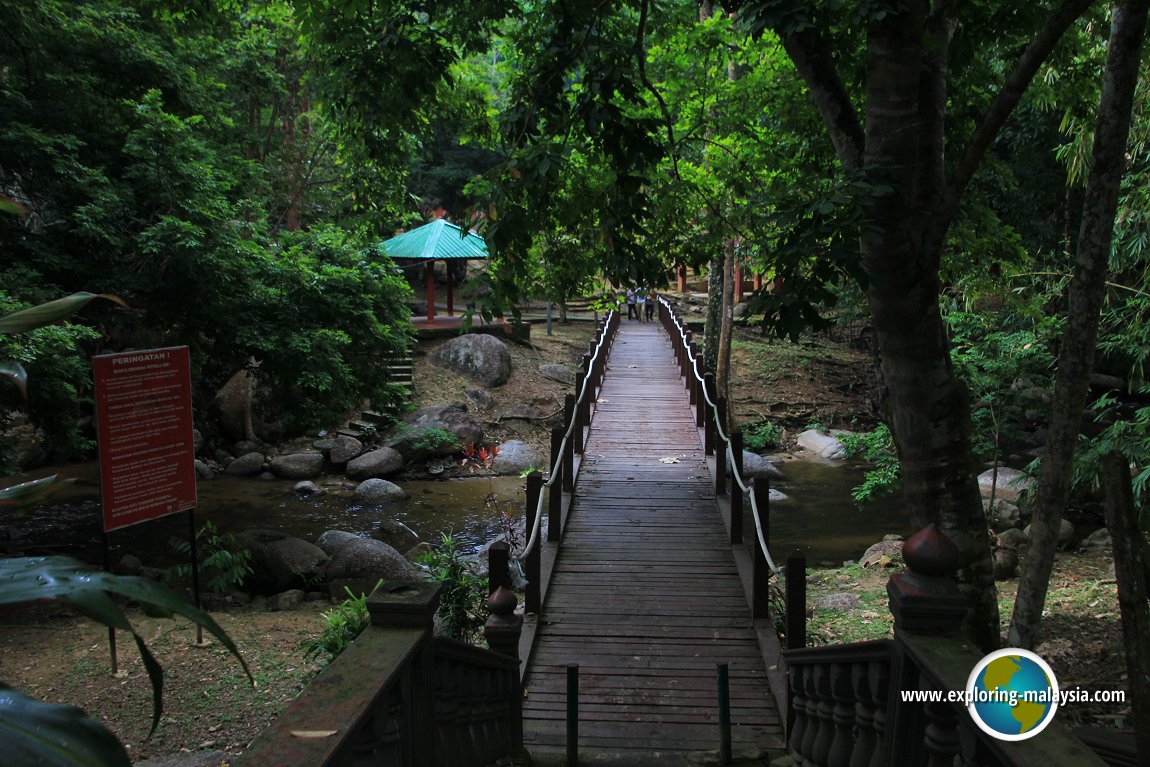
[902,522,959,578]
[886,524,965,634]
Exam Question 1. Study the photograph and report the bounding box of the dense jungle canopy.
[3,0,1150,659]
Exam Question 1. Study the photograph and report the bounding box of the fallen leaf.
[292,730,338,739]
[658,457,680,464]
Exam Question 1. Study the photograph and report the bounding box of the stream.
[5,458,907,569]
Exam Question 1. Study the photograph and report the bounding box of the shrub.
[166,520,253,595]
[418,533,486,643]
[302,581,382,664]
[743,421,783,452]
[839,424,901,504]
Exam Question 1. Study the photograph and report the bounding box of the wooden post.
[549,426,564,542]
[786,554,807,650]
[678,263,687,293]
[525,471,542,614]
[488,540,511,595]
[424,261,436,322]
[578,356,592,436]
[703,373,716,455]
[751,479,771,620]
[730,430,743,544]
[683,332,694,389]
[563,394,576,489]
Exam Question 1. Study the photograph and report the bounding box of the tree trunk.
[716,237,735,412]
[1099,453,1150,760]
[703,257,723,375]
[1009,0,1150,650]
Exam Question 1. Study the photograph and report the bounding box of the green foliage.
[410,427,461,457]
[743,421,783,453]
[839,424,901,505]
[302,582,381,664]
[167,520,253,595]
[418,533,486,643]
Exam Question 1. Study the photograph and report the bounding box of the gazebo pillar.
[425,260,436,322]
[677,264,687,293]
[446,266,455,316]
[753,272,762,291]
[734,265,743,303]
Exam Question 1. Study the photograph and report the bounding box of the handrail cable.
[657,297,783,576]
[512,311,617,574]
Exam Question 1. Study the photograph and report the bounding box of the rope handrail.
[513,311,617,569]
[656,297,783,577]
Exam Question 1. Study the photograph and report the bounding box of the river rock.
[994,548,1019,580]
[978,467,1033,503]
[465,387,493,410]
[1082,527,1112,549]
[984,497,1021,529]
[293,480,321,496]
[795,429,847,460]
[326,538,423,598]
[270,451,325,480]
[1024,519,1076,548]
[225,451,265,476]
[742,451,787,481]
[270,589,306,611]
[355,478,406,504]
[429,334,512,388]
[997,528,1028,548]
[236,529,329,593]
[347,447,404,479]
[317,530,361,557]
[491,439,544,475]
[194,460,215,480]
[392,405,483,457]
[213,368,256,442]
[328,435,364,465]
[859,539,903,568]
[769,489,789,503]
[538,363,575,385]
[234,439,262,455]
[817,593,860,610]
[373,519,420,553]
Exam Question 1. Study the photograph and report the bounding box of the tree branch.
[776,28,865,170]
[636,0,679,179]
[930,0,1095,255]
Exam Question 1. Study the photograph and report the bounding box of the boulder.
[194,460,215,480]
[236,529,329,593]
[795,429,847,460]
[213,368,257,442]
[993,548,1020,580]
[859,539,903,568]
[491,440,544,475]
[373,519,421,553]
[225,451,265,476]
[997,528,1028,549]
[429,334,512,388]
[347,447,405,480]
[328,435,364,465]
[269,451,325,480]
[234,439,262,456]
[392,405,483,458]
[326,538,424,598]
[978,467,1033,503]
[769,489,789,503]
[316,530,361,558]
[742,451,787,481]
[355,478,407,504]
[538,363,575,385]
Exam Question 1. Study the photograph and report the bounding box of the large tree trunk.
[1099,453,1150,760]
[1009,0,1150,650]
[716,237,736,411]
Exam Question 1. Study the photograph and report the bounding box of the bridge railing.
[236,582,526,767]
[778,524,1107,767]
[654,297,806,645]
[487,311,620,641]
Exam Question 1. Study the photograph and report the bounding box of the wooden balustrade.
[236,582,526,767]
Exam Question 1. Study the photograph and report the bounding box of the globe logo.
[966,648,1059,741]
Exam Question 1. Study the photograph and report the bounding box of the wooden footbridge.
[518,320,784,759]
[241,300,1117,767]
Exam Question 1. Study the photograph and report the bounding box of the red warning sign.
[94,347,197,531]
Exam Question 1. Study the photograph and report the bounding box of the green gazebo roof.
[381,218,488,261]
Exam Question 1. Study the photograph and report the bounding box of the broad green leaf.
[0,686,130,767]
[0,475,65,516]
[0,198,27,216]
[0,557,253,733]
[0,361,27,397]
[0,293,127,335]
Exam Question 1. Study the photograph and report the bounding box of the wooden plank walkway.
[522,322,784,761]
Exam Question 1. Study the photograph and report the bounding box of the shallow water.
[759,458,911,565]
[6,457,904,568]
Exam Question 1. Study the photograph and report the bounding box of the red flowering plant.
[460,441,500,473]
